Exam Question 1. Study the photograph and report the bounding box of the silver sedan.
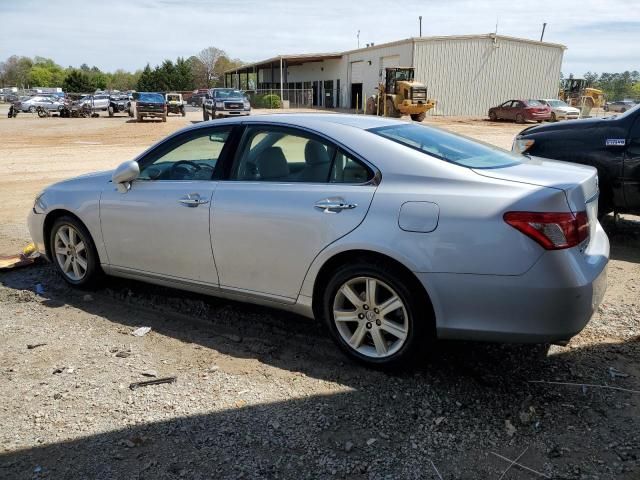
[28,114,609,367]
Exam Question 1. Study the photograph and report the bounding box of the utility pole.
[540,22,547,41]
[357,30,360,48]
[419,16,422,37]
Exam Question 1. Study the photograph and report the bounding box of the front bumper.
[419,222,609,343]
[218,110,251,116]
[27,209,47,259]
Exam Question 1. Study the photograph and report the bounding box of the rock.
[434,416,445,426]
[53,393,62,400]
[115,351,131,358]
[366,438,377,446]
[505,419,517,437]
[345,441,354,452]
[208,365,220,373]
[131,327,151,337]
[141,370,158,378]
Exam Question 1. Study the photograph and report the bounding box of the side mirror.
[112,160,139,193]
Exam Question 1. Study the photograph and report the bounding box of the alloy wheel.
[333,276,409,358]
[54,225,88,281]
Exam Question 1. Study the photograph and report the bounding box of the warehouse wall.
[413,36,564,116]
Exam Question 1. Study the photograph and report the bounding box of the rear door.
[623,115,640,208]
[211,124,378,300]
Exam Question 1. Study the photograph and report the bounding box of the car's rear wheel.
[108,106,114,117]
[515,113,524,124]
[489,111,497,121]
[137,114,143,122]
[551,112,557,122]
[322,262,431,368]
[162,114,167,122]
[50,216,100,288]
[203,108,209,121]
[410,112,426,122]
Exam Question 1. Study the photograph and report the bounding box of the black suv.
[108,93,131,117]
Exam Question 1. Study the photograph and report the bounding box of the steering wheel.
[170,160,201,180]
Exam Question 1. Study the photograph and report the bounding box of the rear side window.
[370,124,523,169]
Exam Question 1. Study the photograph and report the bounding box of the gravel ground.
[0,106,638,479]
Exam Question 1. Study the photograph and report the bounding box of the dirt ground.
[0,106,638,479]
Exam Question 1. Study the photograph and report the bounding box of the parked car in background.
[108,94,131,117]
[28,114,608,367]
[76,94,110,112]
[203,88,251,121]
[537,99,580,121]
[488,99,551,123]
[190,92,206,107]
[513,103,640,216]
[133,92,166,122]
[15,96,65,113]
[604,100,636,113]
[165,92,186,116]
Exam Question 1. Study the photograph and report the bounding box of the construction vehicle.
[558,77,605,117]
[366,67,435,121]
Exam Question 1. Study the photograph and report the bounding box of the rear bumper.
[418,222,609,343]
[526,112,551,120]
[139,111,165,117]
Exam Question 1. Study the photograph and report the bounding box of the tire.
[515,113,524,124]
[108,106,114,117]
[410,112,426,122]
[203,107,209,121]
[489,111,497,121]
[29,106,36,113]
[386,99,401,118]
[181,107,186,117]
[162,114,167,122]
[49,216,101,288]
[551,112,557,122]
[322,260,433,368]
[137,115,143,122]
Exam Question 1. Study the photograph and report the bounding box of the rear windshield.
[370,124,523,169]
[138,93,164,103]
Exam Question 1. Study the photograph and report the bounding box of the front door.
[623,115,640,209]
[211,125,377,300]
[100,126,234,284]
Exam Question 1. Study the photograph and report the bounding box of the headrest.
[256,147,289,180]
[304,140,331,165]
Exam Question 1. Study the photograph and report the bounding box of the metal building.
[225,34,565,116]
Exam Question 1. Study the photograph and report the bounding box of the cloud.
[0,0,637,75]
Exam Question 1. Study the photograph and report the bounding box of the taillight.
[504,211,589,250]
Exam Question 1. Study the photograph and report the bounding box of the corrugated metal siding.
[413,37,564,116]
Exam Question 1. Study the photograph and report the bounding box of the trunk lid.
[472,156,599,239]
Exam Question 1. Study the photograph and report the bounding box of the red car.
[488,99,551,123]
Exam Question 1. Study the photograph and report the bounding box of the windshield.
[370,124,523,169]
[611,102,640,120]
[547,100,568,107]
[214,89,244,99]
[138,93,164,103]
[167,94,180,101]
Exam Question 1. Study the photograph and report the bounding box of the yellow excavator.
[366,67,435,121]
[559,78,605,116]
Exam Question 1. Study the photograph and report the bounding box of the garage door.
[350,61,364,84]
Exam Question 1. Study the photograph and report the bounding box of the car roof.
[184,113,403,133]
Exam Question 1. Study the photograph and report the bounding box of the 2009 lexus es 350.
[28,114,609,367]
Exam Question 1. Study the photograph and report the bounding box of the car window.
[330,150,373,183]
[139,128,231,181]
[232,127,336,182]
[370,123,523,169]
[500,101,511,108]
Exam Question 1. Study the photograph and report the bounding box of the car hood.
[472,156,598,212]
[217,97,245,102]
[555,106,580,113]
[48,170,113,190]
[519,116,606,135]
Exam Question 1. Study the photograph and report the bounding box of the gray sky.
[1,0,638,75]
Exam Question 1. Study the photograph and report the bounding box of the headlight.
[512,137,535,154]
[243,101,250,109]
[216,101,224,108]
[33,192,46,213]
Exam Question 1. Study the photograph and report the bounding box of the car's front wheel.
[203,107,209,121]
[50,216,100,288]
[322,262,431,368]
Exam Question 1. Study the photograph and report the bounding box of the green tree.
[63,70,92,93]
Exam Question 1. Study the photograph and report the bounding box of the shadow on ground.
[1,259,639,479]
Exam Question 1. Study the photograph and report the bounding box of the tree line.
[564,71,640,101]
[0,46,243,93]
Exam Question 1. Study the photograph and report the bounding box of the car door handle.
[314,198,357,213]
[178,193,210,207]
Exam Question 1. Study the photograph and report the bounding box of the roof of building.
[225,34,566,74]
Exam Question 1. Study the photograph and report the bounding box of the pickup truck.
[133,92,167,122]
[203,88,251,121]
